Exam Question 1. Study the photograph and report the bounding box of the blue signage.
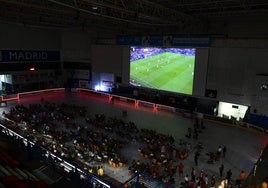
[0,50,60,62]
[116,35,210,47]
[144,35,163,46]
[116,35,142,46]
[171,35,210,47]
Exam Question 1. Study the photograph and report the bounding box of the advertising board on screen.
[130,47,196,95]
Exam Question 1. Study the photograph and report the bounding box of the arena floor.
[0,91,267,188]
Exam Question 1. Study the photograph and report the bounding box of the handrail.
[0,118,117,188]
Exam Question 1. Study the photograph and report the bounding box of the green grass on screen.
[130,52,195,95]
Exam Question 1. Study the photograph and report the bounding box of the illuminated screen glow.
[130,47,196,95]
[218,101,248,121]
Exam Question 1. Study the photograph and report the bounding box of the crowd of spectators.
[0,94,254,188]
[1,99,194,187]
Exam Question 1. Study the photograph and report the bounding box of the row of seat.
[0,139,51,188]
[0,148,19,167]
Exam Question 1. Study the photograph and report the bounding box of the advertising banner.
[0,50,60,62]
[117,35,210,47]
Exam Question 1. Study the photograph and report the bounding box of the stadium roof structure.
[0,0,268,37]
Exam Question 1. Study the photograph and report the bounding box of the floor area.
[0,91,267,188]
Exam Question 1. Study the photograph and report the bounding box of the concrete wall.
[89,42,268,115]
[0,23,60,50]
[60,28,93,62]
[1,22,267,115]
[193,48,209,97]
[91,45,129,84]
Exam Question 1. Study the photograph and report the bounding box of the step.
[14,168,29,180]
[23,169,39,181]
[0,164,10,177]
[4,165,24,180]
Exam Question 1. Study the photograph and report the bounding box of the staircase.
[0,152,50,188]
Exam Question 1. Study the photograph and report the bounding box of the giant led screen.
[130,47,196,95]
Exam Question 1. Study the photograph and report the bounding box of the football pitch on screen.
[130,52,195,95]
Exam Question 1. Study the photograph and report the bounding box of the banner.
[141,35,163,46]
[117,35,210,47]
[0,50,60,62]
[171,35,210,47]
[116,35,142,46]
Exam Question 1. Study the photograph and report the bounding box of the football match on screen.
[130,47,196,95]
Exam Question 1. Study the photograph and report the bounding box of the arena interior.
[0,1,268,188]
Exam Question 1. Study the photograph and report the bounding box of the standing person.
[226,169,232,183]
[191,167,196,181]
[216,146,222,160]
[189,179,195,188]
[184,174,189,187]
[222,146,227,158]
[217,146,222,154]
[188,127,192,138]
[239,170,246,183]
[201,119,205,129]
[178,162,184,177]
[196,180,201,188]
[204,174,209,185]
[199,170,204,181]
[194,151,200,166]
[219,164,224,177]
[210,175,216,188]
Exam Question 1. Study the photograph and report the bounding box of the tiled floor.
[0,91,267,188]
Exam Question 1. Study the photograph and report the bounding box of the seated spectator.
[97,166,104,176]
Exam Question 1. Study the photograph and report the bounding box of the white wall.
[207,42,268,115]
[251,75,268,115]
[0,75,12,84]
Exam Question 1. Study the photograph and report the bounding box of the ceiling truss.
[0,0,268,35]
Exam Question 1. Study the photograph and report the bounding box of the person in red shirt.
[189,179,195,188]
[199,170,204,181]
[178,162,184,177]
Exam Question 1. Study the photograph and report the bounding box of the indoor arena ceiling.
[0,0,268,35]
